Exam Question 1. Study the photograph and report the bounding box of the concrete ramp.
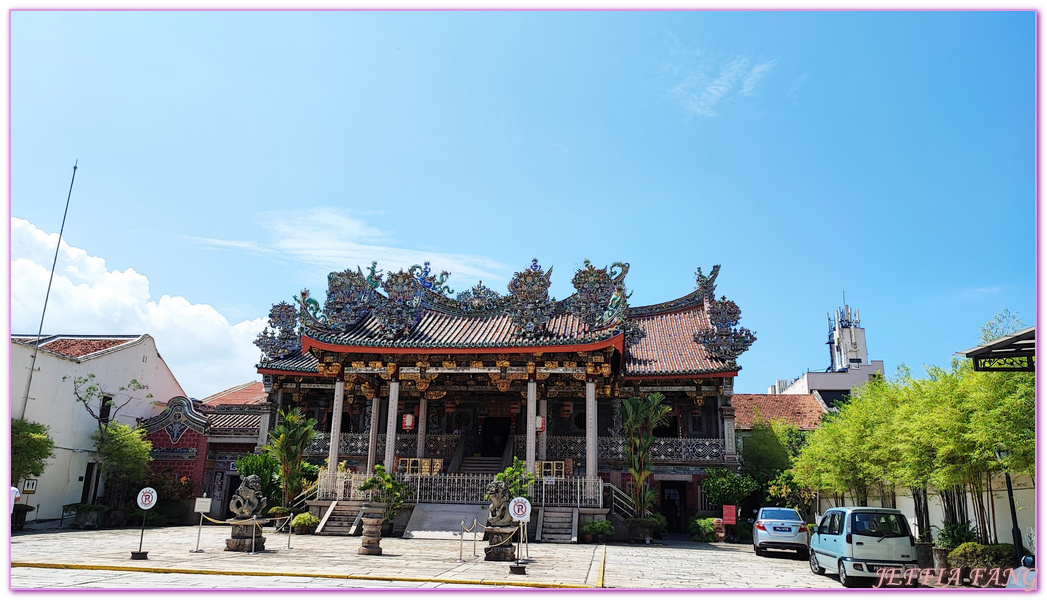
[403,503,489,539]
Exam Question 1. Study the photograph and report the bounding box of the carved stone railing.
[317,468,602,507]
[307,433,462,458]
[540,436,726,462]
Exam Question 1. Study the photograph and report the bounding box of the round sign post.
[508,497,532,569]
[132,487,158,560]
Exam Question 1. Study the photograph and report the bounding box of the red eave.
[301,333,625,358]
[622,371,738,381]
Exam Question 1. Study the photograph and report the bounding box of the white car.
[751,507,809,558]
[809,507,918,588]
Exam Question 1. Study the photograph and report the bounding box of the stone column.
[586,378,597,479]
[721,377,737,464]
[526,378,537,474]
[384,376,400,470]
[539,396,548,461]
[367,393,380,473]
[416,395,428,458]
[327,377,345,497]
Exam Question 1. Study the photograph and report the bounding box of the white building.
[10,334,185,521]
[769,304,884,407]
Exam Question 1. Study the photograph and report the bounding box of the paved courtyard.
[10,524,842,589]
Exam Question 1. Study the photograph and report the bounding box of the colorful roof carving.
[256,259,756,378]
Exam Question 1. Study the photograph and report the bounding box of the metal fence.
[317,468,603,508]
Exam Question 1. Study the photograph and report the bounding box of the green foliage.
[740,419,792,494]
[700,468,759,507]
[934,521,979,549]
[494,457,534,501]
[234,453,282,506]
[143,470,194,501]
[358,464,411,522]
[290,511,320,527]
[265,407,318,505]
[11,419,55,485]
[581,520,615,535]
[626,513,667,536]
[948,542,1021,569]
[766,470,816,514]
[91,421,152,498]
[689,517,718,542]
[621,393,673,516]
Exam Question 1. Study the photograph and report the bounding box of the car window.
[760,508,801,521]
[851,512,910,537]
[827,512,843,535]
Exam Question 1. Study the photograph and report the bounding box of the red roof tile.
[624,306,733,377]
[732,394,826,431]
[201,381,268,406]
[11,335,141,359]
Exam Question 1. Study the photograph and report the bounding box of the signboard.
[509,496,532,523]
[136,487,158,511]
[722,504,736,525]
[22,479,37,494]
[194,497,211,513]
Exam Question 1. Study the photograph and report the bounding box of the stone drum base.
[484,526,518,562]
[225,536,266,552]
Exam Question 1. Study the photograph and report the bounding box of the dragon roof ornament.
[373,269,427,340]
[507,258,554,339]
[694,296,756,363]
[568,259,631,331]
[255,301,302,360]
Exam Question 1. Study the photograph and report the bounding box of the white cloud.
[667,51,778,118]
[253,207,510,291]
[11,217,266,399]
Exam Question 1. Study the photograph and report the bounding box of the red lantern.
[402,413,415,432]
[560,401,573,419]
[444,401,456,414]
[509,402,521,416]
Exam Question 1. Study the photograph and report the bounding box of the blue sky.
[8,10,1036,399]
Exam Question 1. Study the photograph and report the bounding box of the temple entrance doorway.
[660,481,687,533]
[481,417,511,457]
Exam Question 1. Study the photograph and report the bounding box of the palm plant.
[621,392,672,517]
[265,408,318,506]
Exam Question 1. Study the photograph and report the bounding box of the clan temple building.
[255,258,755,533]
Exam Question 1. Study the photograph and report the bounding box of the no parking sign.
[137,487,158,510]
[509,497,531,523]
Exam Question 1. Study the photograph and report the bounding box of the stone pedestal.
[225,520,268,552]
[359,516,385,555]
[484,526,518,561]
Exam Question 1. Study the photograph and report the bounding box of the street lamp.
[994,447,1024,567]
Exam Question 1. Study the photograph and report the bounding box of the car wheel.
[809,551,825,575]
[753,543,765,556]
[838,559,860,588]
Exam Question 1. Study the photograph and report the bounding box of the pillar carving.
[526,378,537,473]
[327,377,345,493]
[384,376,400,469]
[585,378,596,478]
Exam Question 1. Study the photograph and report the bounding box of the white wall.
[816,474,1035,549]
[780,360,885,395]
[10,336,185,521]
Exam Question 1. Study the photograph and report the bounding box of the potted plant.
[290,511,320,534]
[625,513,667,543]
[582,519,615,543]
[358,464,410,537]
[11,504,34,530]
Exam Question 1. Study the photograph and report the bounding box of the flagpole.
[20,161,78,420]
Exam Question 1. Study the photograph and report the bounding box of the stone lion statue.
[229,474,268,519]
[486,480,512,528]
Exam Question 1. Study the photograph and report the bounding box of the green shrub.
[934,521,978,549]
[290,512,320,527]
[689,517,718,542]
[950,542,1021,569]
[626,514,667,536]
[581,520,614,535]
[732,521,754,542]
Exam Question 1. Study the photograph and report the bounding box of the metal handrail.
[602,482,637,518]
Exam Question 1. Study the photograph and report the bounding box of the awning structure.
[961,327,1036,372]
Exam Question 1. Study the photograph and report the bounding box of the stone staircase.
[539,507,576,543]
[316,500,368,536]
[458,456,503,474]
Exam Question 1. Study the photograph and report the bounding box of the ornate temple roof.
[256,260,755,380]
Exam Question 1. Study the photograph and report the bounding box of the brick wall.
[145,428,209,496]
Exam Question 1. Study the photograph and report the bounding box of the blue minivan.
[809,507,919,587]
